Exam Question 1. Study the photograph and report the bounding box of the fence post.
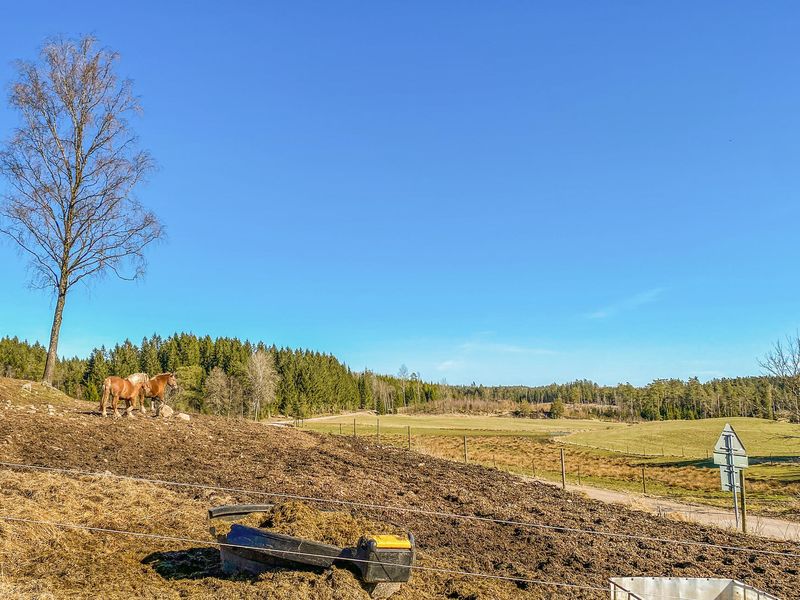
[463,436,468,464]
[560,448,566,490]
[377,418,380,445]
[407,425,411,450]
[739,469,747,534]
[641,467,647,494]
[339,423,342,436]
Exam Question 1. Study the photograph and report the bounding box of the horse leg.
[139,388,148,415]
[125,397,134,417]
[113,392,121,418]
[100,382,109,417]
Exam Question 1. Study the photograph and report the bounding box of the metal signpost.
[712,423,748,531]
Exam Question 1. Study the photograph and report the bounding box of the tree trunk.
[42,285,67,385]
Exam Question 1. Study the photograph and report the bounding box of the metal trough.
[609,577,780,600]
[208,503,415,596]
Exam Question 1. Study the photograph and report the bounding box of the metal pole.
[724,433,740,531]
[560,448,566,490]
[732,469,740,531]
[463,436,468,464]
[739,469,747,534]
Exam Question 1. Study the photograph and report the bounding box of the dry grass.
[0,470,522,600]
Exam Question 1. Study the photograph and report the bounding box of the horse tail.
[100,377,111,413]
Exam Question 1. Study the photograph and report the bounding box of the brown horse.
[100,376,151,418]
[141,373,177,416]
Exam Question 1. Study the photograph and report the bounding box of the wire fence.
[308,421,799,511]
[0,460,797,559]
[0,513,704,600]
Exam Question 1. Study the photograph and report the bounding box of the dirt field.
[0,378,797,599]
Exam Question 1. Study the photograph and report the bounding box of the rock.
[176,412,191,421]
[159,404,174,418]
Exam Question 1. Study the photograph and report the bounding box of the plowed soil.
[0,378,796,599]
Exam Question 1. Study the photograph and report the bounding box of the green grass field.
[303,413,623,439]
[564,416,800,459]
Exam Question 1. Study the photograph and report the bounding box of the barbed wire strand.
[0,514,704,600]
[0,460,797,559]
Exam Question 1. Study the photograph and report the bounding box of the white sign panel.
[713,451,749,468]
[719,466,740,492]
[713,423,747,456]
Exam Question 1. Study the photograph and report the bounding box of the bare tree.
[247,349,279,419]
[398,364,409,407]
[0,36,163,384]
[204,367,228,415]
[760,333,800,421]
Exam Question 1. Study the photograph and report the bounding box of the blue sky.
[1,2,799,386]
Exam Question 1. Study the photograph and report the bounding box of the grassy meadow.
[564,417,800,459]
[302,413,623,438]
[302,414,800,519]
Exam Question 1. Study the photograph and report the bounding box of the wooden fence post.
[463,436,468,464]
[641,467,647,494]
[407,426,411,450]
[739,470,747,534]
[560,448,566,490]
[339,423,342,436]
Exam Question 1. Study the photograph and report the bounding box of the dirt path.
[540,479,800,542]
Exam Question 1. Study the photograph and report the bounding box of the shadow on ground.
[142,547,243,581]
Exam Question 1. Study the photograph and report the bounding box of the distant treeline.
[0,334,438,417]
[1,335,796,421]
[447,378,793,421]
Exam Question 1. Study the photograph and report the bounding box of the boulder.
[159,404,174,418]
[176,412,191,421]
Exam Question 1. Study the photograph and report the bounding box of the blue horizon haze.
[1,2,799,386]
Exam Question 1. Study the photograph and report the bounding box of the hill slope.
[0,377,796,599]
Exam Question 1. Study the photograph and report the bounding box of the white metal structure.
[609,577,779,600]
